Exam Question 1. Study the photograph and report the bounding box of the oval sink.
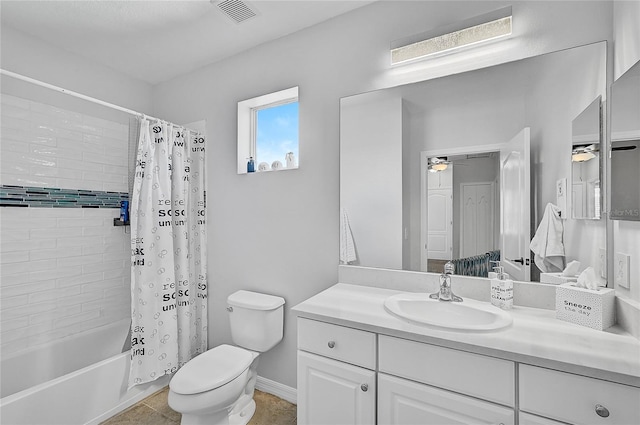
[384,293,512,331]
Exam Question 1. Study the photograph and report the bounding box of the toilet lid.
[170,345,254,395]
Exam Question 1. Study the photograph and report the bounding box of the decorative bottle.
[247,157,255,173]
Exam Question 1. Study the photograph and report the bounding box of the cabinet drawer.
[520,364,640,425]
[297,318,376,369]
[379,335,515,407]
[378,373,515,425]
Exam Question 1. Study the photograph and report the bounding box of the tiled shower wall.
[0,93,131,357]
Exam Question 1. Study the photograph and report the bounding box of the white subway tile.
[1,294,29,309]
[56,290,104,308]
[1,216,56,228]
[1,280,56,298]
[1,300,57,321]
[82,226,120,237]
[1,317,30,332]
[104,266,129,280]
[1,115,30,131]
[53,309,101,330]
[81,277,124,293]
[30,227,83,239]
[103,181,128,192]
[28,285,81,304]
[1,238,55,252]
[0,230,30,244]
[30,246,83,261]
[82,259,125,274]
[29,266,82,283]
[29,305,82,325]
[0,272,28,286]
[57,271,103,287]
[28,208,84,218]
[53,235,100,248]
[56,218,104,228]
[1,103,31,119]
[2,141,30,154]
[82,152,126,166]
[0,126,27,142]
[104,286,129,299]
[2,322,52,344]
[0,251,29,264]
[1,94,30,109]
[57,254,104,268]
[1,258,57,276]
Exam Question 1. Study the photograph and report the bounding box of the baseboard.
[256,375,297,405]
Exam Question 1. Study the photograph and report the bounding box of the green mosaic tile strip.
[0,185,128,208]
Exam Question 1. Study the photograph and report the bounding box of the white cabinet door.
[297,351,375,425]
[378,373,515,425]
[519,412,567,425]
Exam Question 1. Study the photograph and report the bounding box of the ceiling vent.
[215,0,258,24]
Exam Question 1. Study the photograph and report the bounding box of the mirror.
[340,42,607,282]
[610,60,640,221]
[571,96,602,220]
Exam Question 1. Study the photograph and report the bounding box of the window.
[237,86,299,174]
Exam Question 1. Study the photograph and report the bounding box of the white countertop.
[292,283,640,387]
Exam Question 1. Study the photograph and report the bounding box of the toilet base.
[229,399,256,425]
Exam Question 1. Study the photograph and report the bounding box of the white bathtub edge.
[86,375,171,425]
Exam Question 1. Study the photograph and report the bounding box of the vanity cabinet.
[519,364,640,425]
[297,317,640,425]
[297,318,376,425]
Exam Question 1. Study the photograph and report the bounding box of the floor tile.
[100,387,296,425]
[100,404,177,425]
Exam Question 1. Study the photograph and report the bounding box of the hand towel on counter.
[340,208,357,264]
[530,203,565,273]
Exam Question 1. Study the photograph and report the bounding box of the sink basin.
[384,293,512,331]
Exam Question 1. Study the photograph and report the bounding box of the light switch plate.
[615,253,631,289]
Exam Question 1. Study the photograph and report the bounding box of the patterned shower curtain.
[129,118,207,387]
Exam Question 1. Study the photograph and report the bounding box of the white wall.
[341,93,403,269]
[1,26,153,114]
[152,1,615,389]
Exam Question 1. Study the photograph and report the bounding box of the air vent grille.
[216,0,257,24]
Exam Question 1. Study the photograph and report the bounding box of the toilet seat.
[170,345,253,395]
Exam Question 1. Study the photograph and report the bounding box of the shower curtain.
[129,118,207,387]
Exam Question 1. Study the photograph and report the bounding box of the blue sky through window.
[256,101,299,169]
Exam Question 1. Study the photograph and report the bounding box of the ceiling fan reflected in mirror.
[571,144,598,162]
[428,157,451,172]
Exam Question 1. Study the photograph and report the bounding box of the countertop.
[292,283,640,387]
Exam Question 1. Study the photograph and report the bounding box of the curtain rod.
[0,68,166,123]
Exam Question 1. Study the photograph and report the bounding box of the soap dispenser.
[490,262,513,310]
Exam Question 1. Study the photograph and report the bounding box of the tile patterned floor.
[100,387,297,425]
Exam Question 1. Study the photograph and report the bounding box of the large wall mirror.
[340,42,607,283]
[610,60,640,222]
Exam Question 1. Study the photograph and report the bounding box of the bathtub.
[0,319,170,425]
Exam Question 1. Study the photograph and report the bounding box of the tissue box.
[555,283,615,330]
[541,272,578,285]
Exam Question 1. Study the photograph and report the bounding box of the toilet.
[168,290,285,425]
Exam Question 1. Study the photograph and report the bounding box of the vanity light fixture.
[391,7,512,65]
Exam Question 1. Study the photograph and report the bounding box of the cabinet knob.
[595,404,610,418]
[226,306,233,312]
[361,383,368,392]
[327,341,335,349]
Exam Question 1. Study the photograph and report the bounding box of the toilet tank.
[227,290,285,352]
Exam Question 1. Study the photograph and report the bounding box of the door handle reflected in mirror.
[510,257,525,265]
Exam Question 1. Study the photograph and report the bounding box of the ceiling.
[0,0,374,85]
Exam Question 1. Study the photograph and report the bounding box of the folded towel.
[340,208,357,264]
[530,203,565,272]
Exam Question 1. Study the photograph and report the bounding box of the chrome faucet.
[430,261,463,302]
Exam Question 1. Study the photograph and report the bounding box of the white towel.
[530,203,565,273]
[340,208,357,264]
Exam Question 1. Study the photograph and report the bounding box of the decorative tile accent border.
[0,185,128,208]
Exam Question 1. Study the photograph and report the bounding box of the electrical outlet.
[614,253,631,289]
[599,248,607,279]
